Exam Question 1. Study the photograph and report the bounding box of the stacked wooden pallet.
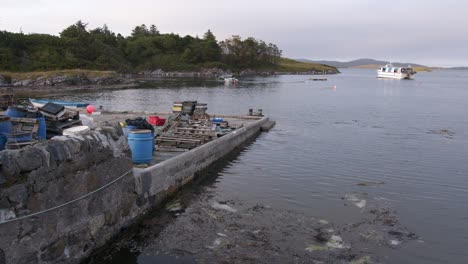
[39,103,82,136]
[5,117,39,149]
[156,117,216,149]
[10,117,39,136]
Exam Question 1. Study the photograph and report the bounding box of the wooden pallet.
[174,127,216,137]
[5,140,38,150]
[41,108,79,122]
[46,119,83,135]
[156,136,201,149]
[10,117,39,138]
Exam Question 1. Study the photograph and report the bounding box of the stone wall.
[0,124,138,264]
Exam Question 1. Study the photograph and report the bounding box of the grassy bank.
[270,58,339,73]
[0,58,339,83]
[0,69,117,80]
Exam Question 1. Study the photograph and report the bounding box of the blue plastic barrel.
[0,134,7,150]
[124,125,137,136]
[128,129,153,164]
[0,116,12,135]
[5,106,28,118]
[151,132,156,152]
[212,117,224,123]
[36,117,47,140]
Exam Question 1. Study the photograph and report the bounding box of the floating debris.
[326,235,349,249]
[387,230,418,242]
[211,201,237,213]
[427,129,455,139]
[318,219,329,225]
[357,181,385,187]
[350,256,373,264]
[165,200,184,213]
[217,233,227,237]
[206,238,223,250]
[305,244,328,252]
[359,230,383,242]
[390,240,401,246]
[355,200,367,208]
[305,234,350,252]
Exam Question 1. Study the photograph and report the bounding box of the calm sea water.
[52,69,468,263]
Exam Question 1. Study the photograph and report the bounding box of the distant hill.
[450,67,468,70]
[298,58,427,68]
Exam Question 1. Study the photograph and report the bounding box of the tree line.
[0,21,282,72]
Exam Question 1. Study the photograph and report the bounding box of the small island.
[0,21,339,90]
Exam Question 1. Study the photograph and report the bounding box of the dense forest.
[0,21,282,72]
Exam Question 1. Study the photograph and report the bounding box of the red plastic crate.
[149,116,166,126]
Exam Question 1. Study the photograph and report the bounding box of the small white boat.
[224,77,239,85]
[377,64,416,80]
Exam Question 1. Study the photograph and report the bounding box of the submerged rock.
[357,181,385,187]
[344,193,367,209]
[326,235,349,249]
[427,129,455,139]
[165,200,184,213]
[350,256,373,264]
[95,192,418,264]
[211,201,237,213]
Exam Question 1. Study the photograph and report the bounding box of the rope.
[0,168,134,225]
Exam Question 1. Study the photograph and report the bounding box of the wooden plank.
[5,140,38,149]
[173,131,215,136]
[170,133,213,141]
[41,108,79,121]
[157,137,202,143]
[56,119,82,129]
[175,127,214,132]
[10,117,39,124]
[46,120,83,133]
[11,117,39,136]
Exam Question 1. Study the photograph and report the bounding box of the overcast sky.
[1,0,467,67]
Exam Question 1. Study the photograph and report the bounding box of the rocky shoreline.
[0,68,339,91]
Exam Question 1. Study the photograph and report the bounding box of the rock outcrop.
[10,75,136,88]
[0,75,11,87]
[141,67,232,78]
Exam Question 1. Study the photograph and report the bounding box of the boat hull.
[377,71,413,80]
[29,99,89,108]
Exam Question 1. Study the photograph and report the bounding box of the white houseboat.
[377,64,416,79]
